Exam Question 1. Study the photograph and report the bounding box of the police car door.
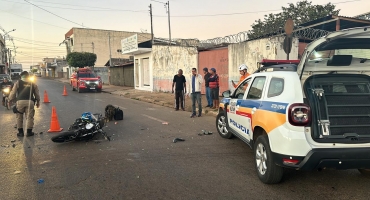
[228,77,252,142]
[243,76,267,141]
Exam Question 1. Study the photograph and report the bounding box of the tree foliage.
[248,0,340,39]
[66,52,97,68]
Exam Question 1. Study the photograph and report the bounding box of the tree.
[66,52,97,68]
[247,0,340,39]
[31,69,38,73]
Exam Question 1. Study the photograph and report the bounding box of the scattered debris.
[37,179,44,184]
[12,144,16,148]
[115,122,117,125]
[199,130,213,136]
[1,145,9,148]
[14,171,21,175]
[173,138,185,143]
[11,140,16,143]
[39,132,43,135]
[162,122,168,125]
[40,160,52,165]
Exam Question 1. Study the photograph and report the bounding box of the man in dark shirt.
[172,69,186,111]
[203,67,212,107]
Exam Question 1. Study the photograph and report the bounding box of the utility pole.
[151,0,171,45]
[108,33,112,85]
[108,33,112,67]
[81,43,83,52]
[166,1,171,45]
[8,49,11,75]
[149,4,154,45]
[92,42,94,53]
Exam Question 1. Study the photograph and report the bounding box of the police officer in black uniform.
[8,71,40,137]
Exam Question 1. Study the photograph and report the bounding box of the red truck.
[70,68,102,93]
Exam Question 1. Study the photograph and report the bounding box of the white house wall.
[228,37,299,84]
[152,45,198,92]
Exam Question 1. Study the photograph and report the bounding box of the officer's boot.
[26,129,34,137]
[17,128,24,137]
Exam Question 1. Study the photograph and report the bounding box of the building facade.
[63,28,151,67]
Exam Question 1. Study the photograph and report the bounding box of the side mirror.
[222,90,231,98]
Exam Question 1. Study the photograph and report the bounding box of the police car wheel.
[254,135,283,184]
[216,112,233,139]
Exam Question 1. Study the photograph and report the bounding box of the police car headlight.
[29,76,35,82]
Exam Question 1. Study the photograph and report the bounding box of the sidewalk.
[51,77,219,117]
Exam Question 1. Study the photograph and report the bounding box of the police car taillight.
[288,103,311,126]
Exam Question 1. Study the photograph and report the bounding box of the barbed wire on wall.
[154,25,332,50]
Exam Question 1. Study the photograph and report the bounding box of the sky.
[0,0,368,69]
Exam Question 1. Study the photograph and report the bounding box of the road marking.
[95,99,104,102]
[142,114,166,123]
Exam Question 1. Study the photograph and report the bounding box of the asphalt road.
[1,78,370,200]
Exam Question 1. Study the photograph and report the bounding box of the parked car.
[70,68,102,93]
[216,26,370,184]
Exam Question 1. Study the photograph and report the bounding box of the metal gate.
[198,48,229,95]
[123,66,134,87]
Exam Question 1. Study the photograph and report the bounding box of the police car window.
[234,78,251,99]
[247,77,266,99]
[267,78,284,98]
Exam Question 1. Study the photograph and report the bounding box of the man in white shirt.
[188,68,203,118]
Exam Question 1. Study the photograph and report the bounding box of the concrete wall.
[152,45,198,92]
[68,28,151,67]
[228,37,299,86]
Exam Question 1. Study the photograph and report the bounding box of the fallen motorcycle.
[2,85,12,110]
[51,112,110,143]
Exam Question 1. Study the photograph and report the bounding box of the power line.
[0,9,68,29]
[24,0,88,28]
[3,0,148,12]
[7,0,148,12]
[12,36,61,44]
[13,39,62,47]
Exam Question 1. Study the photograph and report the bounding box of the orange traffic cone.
[43,90,51,103]
[48,106,63,133]
[62,85,68,96]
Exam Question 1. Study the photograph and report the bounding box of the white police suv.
[216,26,370,184]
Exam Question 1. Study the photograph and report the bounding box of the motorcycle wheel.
[51,131,77,143]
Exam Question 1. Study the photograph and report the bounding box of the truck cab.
[10,64,22,80]
[70,68,102,93]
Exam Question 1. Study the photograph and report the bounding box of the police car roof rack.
[253,64,298,74]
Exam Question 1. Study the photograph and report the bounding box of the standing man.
[208,68,220,109]
[8,71,41,137]
[203,67,212,108]
[172,69,186,111]
[188,68,203,118]
[232,64,250,88]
